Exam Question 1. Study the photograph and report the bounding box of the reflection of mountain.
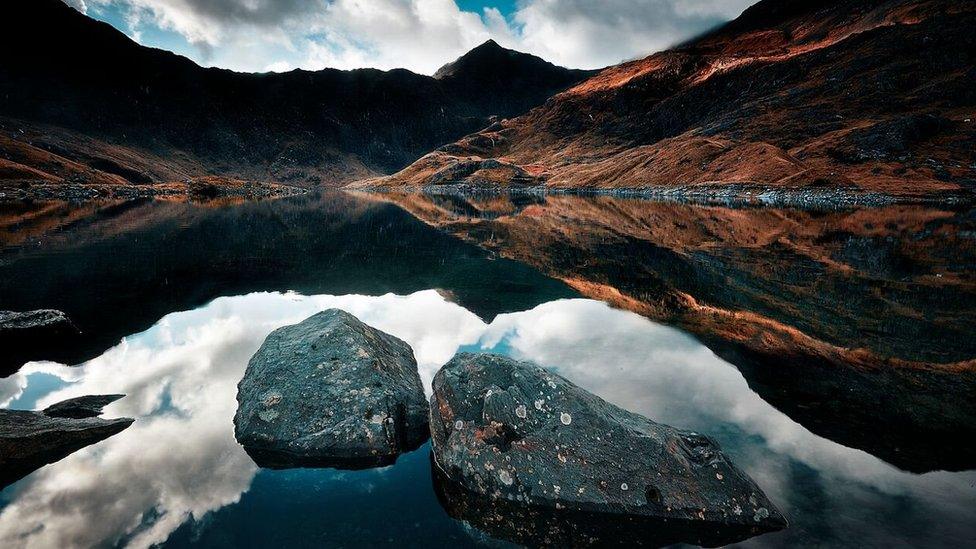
[362,0,976,201]
[0,192,574,375]
[365,191,976,472]
[0,1,590,189]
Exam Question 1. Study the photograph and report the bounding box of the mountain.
[0,1,589,191]
[360,0,976,203]
[434,39,594,116]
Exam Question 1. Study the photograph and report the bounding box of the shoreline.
[0,181,309,203]
[349,182,973,210]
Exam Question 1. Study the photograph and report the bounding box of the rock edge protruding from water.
[234,309,429,469]
[429,353,786,545]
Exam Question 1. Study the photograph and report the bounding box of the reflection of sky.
[1,291,974,548]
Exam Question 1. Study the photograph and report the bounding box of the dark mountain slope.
[361,0,976,202]
[0,0,589,190]
[435,39,595,116]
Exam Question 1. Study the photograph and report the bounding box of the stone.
[429,353,787,545]
[43,394,126,419]
[0,309,80,375]
[0,395,133,488]
[234,309,429,469]
[0,309,75,333]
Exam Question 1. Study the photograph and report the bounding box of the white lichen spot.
[621,483,629,491]
[258,409,279,422]
[733,504,743,516]
[560,412,572,425]
[754,508,770,522]
[716,473,724,480]
[261,391,282,407]
[534,399,544,411]
[515,404,527,419]
[454,420,464,431]
[498,470,514,486]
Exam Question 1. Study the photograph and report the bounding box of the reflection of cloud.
[0,375,26,408]
[1,294,973,547]
[0,290,484,549]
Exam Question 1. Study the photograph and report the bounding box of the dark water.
[1,191,974,548]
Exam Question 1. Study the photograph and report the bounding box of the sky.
[61,0,756,75]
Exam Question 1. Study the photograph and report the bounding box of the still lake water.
[1,191,974,548]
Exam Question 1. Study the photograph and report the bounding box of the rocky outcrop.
[42,394,126,419]
[234,309,429,469]
[429,353,786,545]
[0,309,81,375]
[0,394,133,488]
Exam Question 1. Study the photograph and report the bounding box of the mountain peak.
[434,40,589,82]
[476,39,502,50]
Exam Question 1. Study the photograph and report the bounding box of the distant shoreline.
[348,183,973,210]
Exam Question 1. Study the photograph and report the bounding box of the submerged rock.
[429,353,786,545]
[43,394,126,419]
[234,309,429,469]
[0,309,75,333]
[0,309,81,375]
[0,395,133,488]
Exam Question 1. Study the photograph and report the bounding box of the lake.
[1,191,974,548]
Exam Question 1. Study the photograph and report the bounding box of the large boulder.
[0,394,133,488]
[234,309,429,469]
[429,353,787,546]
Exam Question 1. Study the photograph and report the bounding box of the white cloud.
[512,0,755,68]
[76,0,756,74]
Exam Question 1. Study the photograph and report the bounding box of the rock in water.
[0,309,80,375]
[0,395,133,488]
[429,353,786,546]
[43,394,126,419]
[0,309,74,333]
[234,309,429,469]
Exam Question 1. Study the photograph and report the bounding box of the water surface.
[1,192,974,548]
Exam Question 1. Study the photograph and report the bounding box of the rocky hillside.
[360,0,976,202]
[0,1,590,191]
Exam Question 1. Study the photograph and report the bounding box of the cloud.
[512,0,756,68]
[76,0,755,74]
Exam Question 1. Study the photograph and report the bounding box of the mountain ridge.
[357,0,976,202]
[0,0,590,192]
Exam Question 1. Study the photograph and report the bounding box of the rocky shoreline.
[0,180,307,203]
[352,183,973,210]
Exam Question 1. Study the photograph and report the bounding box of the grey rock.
[0,395,133,488]
[1,309,81,375]
[0,309,76,333]
[234,309,429,469]
[430,353,787,546]
[43,394,126,419]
